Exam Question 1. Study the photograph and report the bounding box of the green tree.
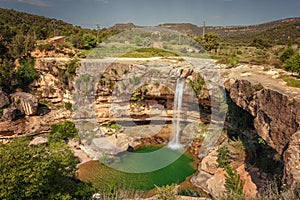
[197,33,220,52]
[0,59,16,93]
[280,48,295,62]
[9,33,36,59]
[16,56,39,90]
[69,34,85,49]
[284,53,300,77]
[83,33,97,49]
[0,137,93,200]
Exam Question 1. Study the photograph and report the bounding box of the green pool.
[78,146,196,191]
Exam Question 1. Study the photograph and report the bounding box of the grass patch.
[121,48,179,58]
[279,75,300,88]
[78,146,195,192]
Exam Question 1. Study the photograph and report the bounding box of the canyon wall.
[226,79,300,187]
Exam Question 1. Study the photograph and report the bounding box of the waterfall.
[168,78,185,150]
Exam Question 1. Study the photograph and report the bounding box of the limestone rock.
[227,79,300,187]
[3,106,20,121]
[206,168,226,198]
[199,149,218,174]
[29,137,48,146]
[283,131,300,188]
[236,164,258,197]
[10,92,38,116]
[0,91,9,109]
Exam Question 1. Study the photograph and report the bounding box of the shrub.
[83,34,97,49]
[189,75,205,96]
[0,137,94,199]
[280,48,295,62]
[217,146,231,168]
[16,56,39,89]
[50,121,79,142]
[64,102,72,111]
[283,54,300,77]
[155,184,178,200]
[224,165,245,196]
[105,123,122,131]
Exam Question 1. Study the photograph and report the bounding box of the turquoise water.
[80,146,196,191]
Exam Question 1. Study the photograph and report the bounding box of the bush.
[155,184,178,200]
[224,165,245,196]
[16,56,39,89]
[50,121,79,142]
[0,137,94,199]
[283,54,300,77]
[280,48,295,62]
[189,75,205,96]
[83,34,97,49]
[217,146,231,168]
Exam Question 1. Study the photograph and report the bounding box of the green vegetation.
[83,33,97,49]
[224,165,245,196]
[279,75,300,88]
[121,48,179,58]
[50,121,79,142]
[216,55,240,68]
[80,146,195,192]
[195,32,220,52]
[217,144,245,198]
[104,123,122,131]
[189,75,205,96]
[280,48,295,62]
[16,56,39,89]
[0,56,38,93]
[283,54,300,77]
[217,146,231,168]
[0,132,93,199]
[155,184,178,200]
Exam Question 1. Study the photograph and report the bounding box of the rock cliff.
[223,64,300,188]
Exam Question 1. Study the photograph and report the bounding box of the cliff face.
[30,58,74,104]
[226,79,300,187]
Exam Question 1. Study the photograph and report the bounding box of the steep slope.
[0,7,94,40]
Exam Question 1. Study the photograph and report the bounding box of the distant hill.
[158,18,300,37]
[111,18,300,45]
[0,7,94,40]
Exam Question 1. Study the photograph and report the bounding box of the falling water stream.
[168,78,185,150]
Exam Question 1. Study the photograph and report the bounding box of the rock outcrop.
[0,91,9,109]
[0,109,71,138]
[10,92,39,116]
[1,92,39,121]
[191,148,258,198]
[226,79,300,188]
[30,58,73,105]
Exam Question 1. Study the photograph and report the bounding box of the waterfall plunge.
[168,78,185,150]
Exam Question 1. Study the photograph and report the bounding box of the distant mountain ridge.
[0,7,299,45]
[111,17,300,37]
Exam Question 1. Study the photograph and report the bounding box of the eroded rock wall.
[226,79,300,187]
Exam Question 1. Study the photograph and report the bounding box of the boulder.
[10,92,38,116]
[29,137,49,146]
[2,106,21,121]
[0,91,9,109]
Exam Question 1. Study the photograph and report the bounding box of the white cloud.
[17,0,50,6]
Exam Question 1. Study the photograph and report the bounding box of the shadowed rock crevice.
[226,79,299,188]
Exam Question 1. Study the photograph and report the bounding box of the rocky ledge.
[222,64,300,188]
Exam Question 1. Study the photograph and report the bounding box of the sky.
[0,0,300,29]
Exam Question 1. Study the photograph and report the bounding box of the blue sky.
[1,0,300,29]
